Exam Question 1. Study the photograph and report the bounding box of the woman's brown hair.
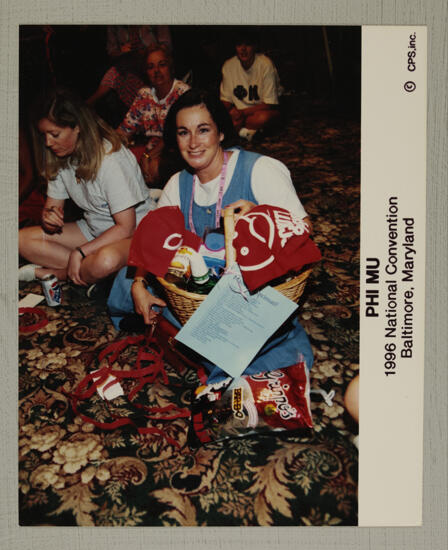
[30,87,123,182]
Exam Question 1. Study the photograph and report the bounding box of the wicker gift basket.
[157,207,313,325]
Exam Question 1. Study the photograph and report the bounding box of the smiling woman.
[19,87,155,288]
[108,89,314,384]
[158,88,310,230]
[175,104,225,182]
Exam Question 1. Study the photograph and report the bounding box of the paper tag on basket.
[91,370,124,400]
[175,264,298,378]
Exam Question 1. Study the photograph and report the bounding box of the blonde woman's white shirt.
[47,143,154,238]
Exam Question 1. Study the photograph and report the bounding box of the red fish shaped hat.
[128,206,202,277]
[232,205,321,291]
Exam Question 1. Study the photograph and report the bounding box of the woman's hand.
[140,138,164,183]
[302,216,313,234]
[67,249,88,286]
[131,282,167,325]
[42,205,64,234]
[225,199,256,222]
[149,137,164,156]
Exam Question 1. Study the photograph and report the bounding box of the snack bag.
[189,360,313,445]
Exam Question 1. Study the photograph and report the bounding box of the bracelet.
[76,246,86,259]
[132,277,148,287]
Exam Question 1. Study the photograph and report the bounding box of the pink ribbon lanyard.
[189,151,229,235]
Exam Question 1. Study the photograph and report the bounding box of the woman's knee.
[19,226,42,255]
[84,244,128,280]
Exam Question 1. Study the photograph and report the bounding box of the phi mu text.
[365,257,380,317]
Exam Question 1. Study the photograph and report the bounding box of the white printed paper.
[175,265,298,378]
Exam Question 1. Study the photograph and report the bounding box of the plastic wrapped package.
[189,360,313,445]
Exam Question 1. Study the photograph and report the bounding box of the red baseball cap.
[233,205,321,291]
[128,206,202,277]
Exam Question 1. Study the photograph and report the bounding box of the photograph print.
[18,24,360,526]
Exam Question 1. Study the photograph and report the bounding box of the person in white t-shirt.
[220,30,281,141]
[19,88,154,288]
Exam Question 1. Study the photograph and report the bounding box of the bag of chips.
[189,360,313,445]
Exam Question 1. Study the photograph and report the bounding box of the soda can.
[41,274,62,306]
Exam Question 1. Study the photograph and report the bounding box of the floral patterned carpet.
[18,99,360,526]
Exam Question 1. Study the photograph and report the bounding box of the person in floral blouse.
[117,43,190,186]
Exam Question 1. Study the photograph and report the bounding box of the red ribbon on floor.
[19,307,48,333]
[68,328,191,449]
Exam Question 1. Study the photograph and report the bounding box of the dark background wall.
[19,24,361,125]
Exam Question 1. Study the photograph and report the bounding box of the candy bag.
[189,360,313,445]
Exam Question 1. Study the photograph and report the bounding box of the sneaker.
[238,127,257,142]
[86,283,97,298]
[86,276,114,303]
[19,264,42,282]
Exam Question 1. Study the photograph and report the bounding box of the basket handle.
[223,206,236,268]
